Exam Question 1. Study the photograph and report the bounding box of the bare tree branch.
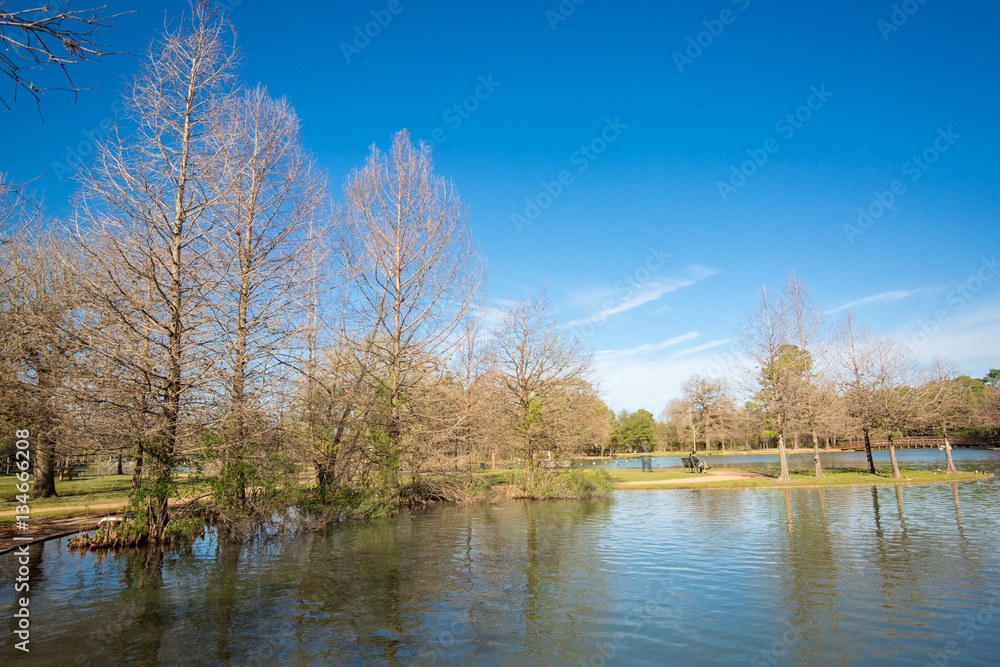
[0,1,130,113]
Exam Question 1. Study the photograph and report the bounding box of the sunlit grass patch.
[607,469,696,483]
[0,474,210,512]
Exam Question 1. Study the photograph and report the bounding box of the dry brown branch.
[0,2,130,112]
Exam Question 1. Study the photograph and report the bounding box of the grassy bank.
[0,474,210,525]
[399,468,615,504]
[606,469,695,483]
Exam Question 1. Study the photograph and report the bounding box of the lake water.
[3,450,999,665]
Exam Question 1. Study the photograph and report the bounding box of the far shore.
[609,468,993,490]
[578,446,995,459]
[580,448,837,459]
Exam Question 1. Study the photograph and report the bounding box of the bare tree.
[73,250,163,497]
[449,315,490,482]
[207,84,326,510]
[74,2,237,540]
[739,285,792,480]
[680,374,730,451]
[0,232,90,497]
[783,272,828,477]
[293,334,378,501]
[656,400,686,451]
[919,359,971,475]
[871,338,918,479]
[0,2,127,111]
[340,129,485,488]
[0,175,40,285]
[488,292,594,473]
[832,312,881,474]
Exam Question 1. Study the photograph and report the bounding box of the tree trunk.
[942,426,959,474]
[777,431,790,481]
[146,458,171,542]
[887,432,901,479]
[117,452,124,476]
[131,440,144,497]
[811,429,825,478]
[30,357,58,499]
[315,462,330,503]
[31,429,58,498]
[466,435,473,485]
[863,427,876,474]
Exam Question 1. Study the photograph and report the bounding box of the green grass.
[0,474,210,512]
[607,468,698,483]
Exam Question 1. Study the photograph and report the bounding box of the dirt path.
[0,513,116,555]
[0,501,126,517]
[618,469,769,488]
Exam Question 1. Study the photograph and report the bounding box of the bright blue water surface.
[2,449,999,666]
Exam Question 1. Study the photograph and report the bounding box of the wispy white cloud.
[567,265,721,327]
[648,303,673,317]
[670,339,733,358]
[896,299,1000,372]
[825,289,920,315]
[596,331,700,361]
[595,341,744,414]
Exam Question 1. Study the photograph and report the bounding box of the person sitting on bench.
[690,450,710,473]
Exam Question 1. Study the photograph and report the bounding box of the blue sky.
[4,0,999,414]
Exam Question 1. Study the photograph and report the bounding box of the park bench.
[681,456,709,473]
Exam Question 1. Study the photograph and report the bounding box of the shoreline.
[581,446,994,459]
[1,469,993,555]
[612,469,993,490]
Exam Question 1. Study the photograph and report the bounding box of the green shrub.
[163,515,205,542]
